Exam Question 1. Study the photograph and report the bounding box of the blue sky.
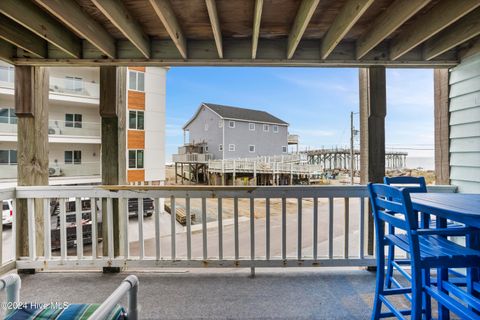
[165,67,434,162]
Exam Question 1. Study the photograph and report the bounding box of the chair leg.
[411,268,423,320]
[422,268,432,320]
[372,237,386,320]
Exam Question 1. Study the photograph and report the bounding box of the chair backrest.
[383,176,427,193]
[367,183,418,233]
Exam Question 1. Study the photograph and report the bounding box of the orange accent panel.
[128,90,145,110]
[128,130,145,149]
[128,169,145,182]
[128,66,145,72]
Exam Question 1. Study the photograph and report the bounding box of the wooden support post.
[359,67,386,257]
[434,68,450,185]
[100,66,127,262]
[15,66,49,261]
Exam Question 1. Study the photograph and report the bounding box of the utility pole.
[350,112,358,185]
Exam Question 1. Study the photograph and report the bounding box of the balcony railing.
[48,120,101,137]
[0,184,456,272]
[49,77,99,99]
[49,162,100,177]
[172,153,213,163]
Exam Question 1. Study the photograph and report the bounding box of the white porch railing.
[1,185,457,271]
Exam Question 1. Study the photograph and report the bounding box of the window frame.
[249,145,255,153]
[65,76,84,93]
[228,120,235,128]
[0,108,16,125]
[129,110,145,130]
[218,144,223,151]
[282,146,288,153]
[128,70,145,92]
[218,120,223,128]
[263,124,269,132]
[128,149,145,169]
[249,123,255,131]
[273,125,279,133]
[65,150,82,165]
[65,113,83,128]
[228,144,235,152]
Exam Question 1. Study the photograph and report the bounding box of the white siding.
[449,53,480,193]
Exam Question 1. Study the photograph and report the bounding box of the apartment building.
[0,63,166,187]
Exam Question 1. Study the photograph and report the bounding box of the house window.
[249,123,255,131]
[128,70,145,91]
[219,144,223,151]
[65,76,84,93]
[249,145,255,153]
[0,108,17,124]
[228,144,235,152]
[65,150,82,164]
[0,150,16,165]
[218,120,223,128]
[129,150,144,169]
[282,146,288,153]
[65,114,82,128]
[263,124,269,132]
[129,110,144,130]
[204,146,209,152]
[204,121,209,131]
[0,66,14,83]
[229,121,235,128]
[273,125,279,133]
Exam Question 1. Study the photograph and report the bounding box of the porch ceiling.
[0,0,479,67]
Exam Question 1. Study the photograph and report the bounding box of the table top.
[411,193,480,228]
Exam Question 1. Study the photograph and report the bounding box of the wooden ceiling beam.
[424,8,480,60]
[148,0,187,59]
[0,0,81,58]
[91,0,150,59]
[252,0,264,59]
[34,0,116,59]
[321,0,374,59]
[356,0,431,59]
[0,15,47,58]
[205,0,223,59]
[390,0,480,60]
[0,39,15,64]
[287,0,320,59]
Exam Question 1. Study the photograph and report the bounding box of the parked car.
[128,198,154,217]
[2,200,13,226]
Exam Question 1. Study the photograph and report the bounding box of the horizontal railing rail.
[4,185,458,271]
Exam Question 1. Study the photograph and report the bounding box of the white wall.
[449,53,480,193]
[144,67,167,182]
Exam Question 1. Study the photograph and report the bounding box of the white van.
[2,200,13,226]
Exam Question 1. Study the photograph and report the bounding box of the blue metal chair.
[368,183,480,319]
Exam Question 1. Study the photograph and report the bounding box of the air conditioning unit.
[49,167,63,177]
[48,127,60,135]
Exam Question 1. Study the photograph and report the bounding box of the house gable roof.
[183,103,289,129]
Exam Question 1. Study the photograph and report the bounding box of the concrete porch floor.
[0,267,411,319]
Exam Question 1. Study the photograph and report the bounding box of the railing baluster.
[328,197,334,259]
[282,197,286,260]
[360,197,365,259]
[27,198,36,260]
[154,198,161,260]
[170,196,176,260]
[43,198,51,260]
[202,197,207,260]
[75,197,83,259]
[297,197,302,260]
[91,197,98,259]
[123,199,129,259]
[266,198,270,260]
[107,198,114,259]
[218,198,223,260]
[59,198,66,260]
[344,197,349,259]
[313,197,318,260]
[250,197,255,262]
[186,197,191,260]
[138,198,144,259]
[234,197,239,260]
